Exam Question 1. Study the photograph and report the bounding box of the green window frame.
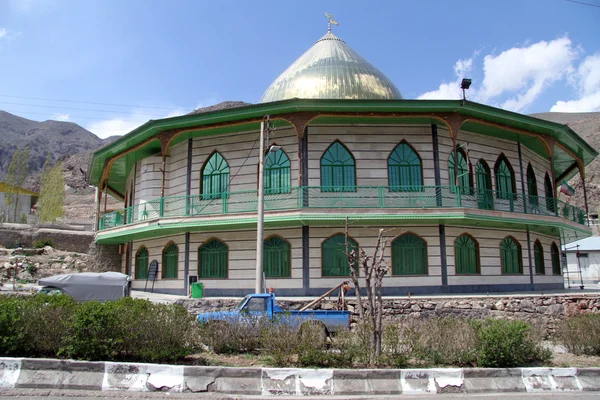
[265,149,291,195]
[388,142,423,192]
[135,246,148,280]
[264,236,291,277]
[551,243,561,275]
[198,239,228,279]
[475,160,493,210]
[162,242,178,279]
[201,152,229,199]
[448,148,472,194]
[322,234,357,277]
[500,236,522,274]
[534,240,545,274]
[320,141,356,192]
[454,234,480,274]
[494,155,515,200]
[527,164,538,206]
[392,233,428,275]
[545,174,555,213]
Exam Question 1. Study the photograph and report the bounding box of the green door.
[476,161,493,210]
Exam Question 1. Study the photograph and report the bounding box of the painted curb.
[0,358,599,395]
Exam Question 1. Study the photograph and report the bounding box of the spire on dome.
[325,12,339,33]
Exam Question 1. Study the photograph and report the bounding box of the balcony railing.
[98,186,588,230]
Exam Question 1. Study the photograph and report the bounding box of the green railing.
[98,186,588,230]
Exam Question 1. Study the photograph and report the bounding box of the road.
[1,389,599,399]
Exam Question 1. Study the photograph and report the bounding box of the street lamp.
[255,119,280,294]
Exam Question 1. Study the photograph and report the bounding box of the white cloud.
[54,114,70,121]
[551,53,600,112]
[85,108,187,139]
[0,27,21,41]
[0,28,6,39]
[418,57,473,100]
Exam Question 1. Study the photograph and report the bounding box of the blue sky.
[0,0,599,138]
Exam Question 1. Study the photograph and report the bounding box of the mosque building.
[90,21,596,296]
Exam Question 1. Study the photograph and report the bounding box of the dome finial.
[325,12,339,33]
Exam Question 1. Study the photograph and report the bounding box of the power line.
[2,109,148,123]
[0,101,171,117]
[564,0,600,8]
[0,93,185,111]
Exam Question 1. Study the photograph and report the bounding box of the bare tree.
[345,217,390,362]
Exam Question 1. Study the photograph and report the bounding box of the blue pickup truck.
[197,293,351,335]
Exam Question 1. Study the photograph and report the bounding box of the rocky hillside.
[531,112,600,215]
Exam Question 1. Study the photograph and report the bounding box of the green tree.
[4,147,31,223]
[38,156,65,223]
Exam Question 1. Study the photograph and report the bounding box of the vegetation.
[37,155,65,223]
[555,314,600,356]
[4,147,31,223]
[33,238,54,248]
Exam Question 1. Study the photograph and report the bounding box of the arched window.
[551,242,561,275]
[527,164,538,206]
[162,242,178,279]
[201,152,229,199]
[198,239,228,278]
[388,142,423,192]
[449,148,472,194]
[392,233,428,275]
[322,234,357,277]
[545,174,555,213]
[265,149,291,194]
[320,141,356,192]
[454,234,480,274]
[500,236,522,274]
[135,246,148,279]
[494,155,515,200]
[264,236,291,277]
[476,160,493,210]
[534,240,545,274]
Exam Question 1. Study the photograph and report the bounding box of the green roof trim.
[90,99,597,197]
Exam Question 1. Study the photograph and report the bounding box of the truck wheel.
[299,321,328,347]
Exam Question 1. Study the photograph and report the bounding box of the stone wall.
[0,224,93,253]
[178,294,600,335]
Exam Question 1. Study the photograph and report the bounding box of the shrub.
[198,316,264,355]
[259,317,299,367]
[473,319,551,368]
[19,214,27,224]
[33,239,54,248]
[406,318,478,367]
[555,314,600,356]
[0,296,27,356]
[297,322,353,368]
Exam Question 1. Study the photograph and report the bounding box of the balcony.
[98,186,588,231]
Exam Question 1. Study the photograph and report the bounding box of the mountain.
[531,112,600,216]
[0,111,103,181]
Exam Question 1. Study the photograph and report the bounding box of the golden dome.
[259,31,402,103]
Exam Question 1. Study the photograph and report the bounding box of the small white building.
[563,236,600,286]
[0,182,38,223]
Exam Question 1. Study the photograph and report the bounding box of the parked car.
[38,272,131,302]
[197,293,351,336]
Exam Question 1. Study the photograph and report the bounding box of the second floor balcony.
[98,185,587,231]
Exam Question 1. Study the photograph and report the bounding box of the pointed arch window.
[392,233,428,275]
[494,156,515,200]
[545,174,555,213]
[198,239,228,278]
[162,242,178,279]
[135,246,148,279]
[500,237,522,274]
[265,149,291,195]
[551,242,561,275]
[322,234,357,277]
[527,164,538,206]
[449,148,472,194]
[201,152,229,199]
[534,240,545,274]
[388,142,423,192]
[476,160,493,210]
[264,236,291,277]
[321,141,356,192]
[455,234,480,274]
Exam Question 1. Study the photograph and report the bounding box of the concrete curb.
[1,358,599,395]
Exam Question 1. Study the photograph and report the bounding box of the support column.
[431,124,442,207]
[302,225,310,294]
[302,126,309,207]
[580,168,590,226]
[439,224,448,289]
[518,142,528,214]
[186,138,193,214]
[526,227,534,289]
[184,232,190,295]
